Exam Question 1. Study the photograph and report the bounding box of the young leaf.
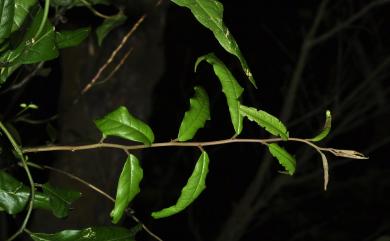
[152,151,209,219]
[309,110,332,142]
[55,27,91,49]
[268,143,296,175]
[195,53,244,135]
[96,11,127,46]
[171,0,256,87]
[30,226,139,241]
[95,106,154,145]
[0,0,15,41]
[42,183,81,218]
[111,154,143,224]
[178,86,210,141]
[239,105,289,140]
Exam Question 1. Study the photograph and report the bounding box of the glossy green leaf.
[12,0,37,33]
[55,27,90,49]
[0,171,54,214]
[152,151,209,219]
[95,106,154,145]
[96,11,126,46]
[239,105,289,140]
[111,154,143,224]
[42,183,81,218]
[309,110,332,142]
[0,170,30,214]
[268,143,296,175]
[178,86,210,141]
[171,0,256,87]
[30,226,138,241]
[195,53,243,135]
[0,0,15,41]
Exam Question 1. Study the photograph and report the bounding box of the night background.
[1,0,390,241]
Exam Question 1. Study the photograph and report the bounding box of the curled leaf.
[111,154,143,224]
[319,151,329,191]
[240,105,289,140]
[178,86,210,141]
[268,143,296,175]
[196,53,243,135]
[171,0,256,87]
[152,151,209,219]
[309,110,331,142]
[327,148,368,159]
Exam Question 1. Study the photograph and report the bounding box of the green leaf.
[239,105,289,140]
[0,170,53,214]
[171,0,256,87]
[30,226,138,241]
[0,170,30,214]
[12,0,37,33]
[309,110,332,142]
[111,154,143,224]
[195,53,244,135]
[152,151,209,219]
[95,106,154,145]
[0,0,15,41]
[96,11,127,46]
[178,86,210,141]
[55,27,90,49]
[42,183,81,218]
[268,143,296,175]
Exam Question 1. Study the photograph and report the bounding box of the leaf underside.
[239,105,289,140]
[195,53,244,135]
[151,151,209,219]
[171,0,256,87]
[178,86,210,141]
[268,143,296,175]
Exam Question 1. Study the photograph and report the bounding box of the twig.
[36,164,163,241]
[311,0,390,46]
[76,0,163,102]
[0,62,45,95]
[0,121,35,241]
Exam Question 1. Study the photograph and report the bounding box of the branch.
[311,0,390,46]
[0,121,35,241]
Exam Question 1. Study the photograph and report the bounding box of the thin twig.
[76,0,163,102]
[311,0,390,46]
[0,122,35,241]
[37,164,163,241]
[0,62,45,95]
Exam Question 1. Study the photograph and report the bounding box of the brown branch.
[77,0,163,102]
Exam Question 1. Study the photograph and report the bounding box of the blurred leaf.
[171,0,256,87]
[268,143,296,175]
[42,183,81,218]
[0,0,15,41]
[46,123,57,143]
[111,154,143,224]
[152,151,209,219]
[51,0,109,7]
[55,27,90,49]
[30,226,138,241]
[309,110,332,142]
[178,86,210,141]
[95,106,154,145]
[240,105,289,140]
[12,0,37,33]
[96,11,126,46]
[196,53,243,135]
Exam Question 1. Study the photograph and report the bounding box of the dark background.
[1,0,389,240]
